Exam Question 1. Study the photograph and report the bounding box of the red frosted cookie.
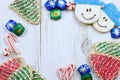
[0,57,22,80]
[89,53,120,80]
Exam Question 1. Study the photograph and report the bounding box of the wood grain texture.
[40,0,120,80]
[0,0,41,71]
[0,0,120,80]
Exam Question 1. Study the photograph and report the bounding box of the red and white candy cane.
[4,34,20,56]
[66,2,76,11]
[58,64,76,80]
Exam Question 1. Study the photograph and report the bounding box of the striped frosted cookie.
[32,71,45,80]
[0,57,23,80]
[94,41,120,57]
[89,53,120,80]
[8,65,33,80]
[0,57,45,80]
[10,0,41,25]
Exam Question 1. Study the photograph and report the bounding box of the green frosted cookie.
[8,65,33,80]
[10,0,41,25]
[94,41,120,57]
[32,71,45,80]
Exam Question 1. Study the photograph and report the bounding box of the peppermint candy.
[66,2,75,11]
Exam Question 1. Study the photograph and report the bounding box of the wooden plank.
[1,0,120,80]
[41,0,89,79]
[40,0,120,80]
[0,0,41,70]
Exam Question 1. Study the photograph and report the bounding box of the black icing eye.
[89,8,92,12]
[103,17,106,19]
[86,9,89,12]
[105,19,108,21]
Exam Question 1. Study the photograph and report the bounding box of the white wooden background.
[1,0,120,80]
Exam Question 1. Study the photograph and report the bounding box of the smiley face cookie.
[93,10,115,32]
[74,0,104,24]
[93,3,120,32]
[75,5,101,24]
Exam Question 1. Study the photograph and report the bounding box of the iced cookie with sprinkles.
[89,53,120,80]
[0,57,23,80]
[32,70,45,80]
[10,0,41,25]
[94,41,120,57]
[8,65,33,80]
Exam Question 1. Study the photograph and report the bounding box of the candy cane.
[58,64,76,80]
[5,34,20,55]
[67,64,76,80]
[58,68,66,80]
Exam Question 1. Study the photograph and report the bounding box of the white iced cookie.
[93,10,115,32]
[75,4,101,24]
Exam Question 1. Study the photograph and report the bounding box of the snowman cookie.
[93,3,120,32]
[74,0,104,24]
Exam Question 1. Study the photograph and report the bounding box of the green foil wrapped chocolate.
[12,23,25,36]
[81,74,92,80]
[50,9,61,20]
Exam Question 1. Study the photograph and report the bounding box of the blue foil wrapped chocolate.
[5,20,17,32]
[56,0,67,10]
[77,64,91,76]
[45,0,57,11]
[111,27,120,39]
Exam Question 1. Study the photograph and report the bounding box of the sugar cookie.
[10,0,41,25]
[90,53,120,80]
[74,0,104,24]
[94,41,120,57]
[93,3,120,32]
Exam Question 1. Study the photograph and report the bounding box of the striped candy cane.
[4,34,20,56]
[58,64,76,80]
